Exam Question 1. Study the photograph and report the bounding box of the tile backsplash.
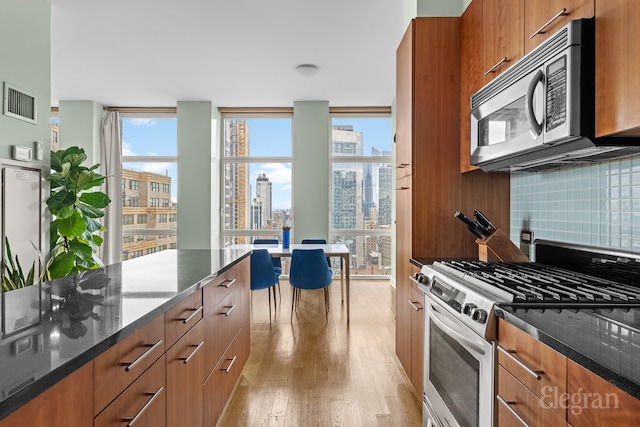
[510,154,640,254]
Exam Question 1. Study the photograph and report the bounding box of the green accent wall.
[58,101,103,164]
[177,101,218,249]
[292,101,330,243]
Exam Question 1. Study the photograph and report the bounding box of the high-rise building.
[254,173,272,229]
[122,169,177,259]
[223,119,250,243]
[378,164,392,226]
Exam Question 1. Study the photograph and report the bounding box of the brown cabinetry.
[524,0,594,53]
[595,0,640,137]
[482,0,524,83]
[95,355,166,427]
[395,17,510,395]
[165,288,203,348]
[409,284,424,395]
[0,362,93,427]
[567,359,640,426]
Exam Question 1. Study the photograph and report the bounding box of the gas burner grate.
[437,261,640,307]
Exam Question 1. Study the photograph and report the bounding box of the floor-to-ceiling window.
[330,112,393,276]
[120,112,177,260]
[220,111,293,246]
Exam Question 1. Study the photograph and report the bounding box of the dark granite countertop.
[0,248,251,420]
[496,305,640,400]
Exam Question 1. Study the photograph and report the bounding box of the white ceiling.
[50,0,406,108]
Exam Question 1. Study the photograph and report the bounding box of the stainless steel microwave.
[470,18,640,172]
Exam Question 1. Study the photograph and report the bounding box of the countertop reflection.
[0,248,250,420]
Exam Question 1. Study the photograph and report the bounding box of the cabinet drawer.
[497,365,566,427]
[165,288,203,348]
[166,320,206,427]
[203,330,244,427]
[203,264,242,313]
[95,354,166,427]
[205,285,243,368]
[94,315,165,415]
[498,319,567,418]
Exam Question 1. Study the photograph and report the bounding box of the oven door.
[423,295,494,427]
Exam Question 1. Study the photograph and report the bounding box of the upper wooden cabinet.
[524,0,594,53]
[482,0,525,83]
[460,0,483,173]
[595,0,640,137]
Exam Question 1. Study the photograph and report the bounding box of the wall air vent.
[3,82,37,124]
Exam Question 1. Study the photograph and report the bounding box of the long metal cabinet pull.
[497,345,543,380]
[395,186,410,190]
[496,395,531,427]
[220,278,237,289]
[223,304,237,316]
[530,8,568,39]
[180,306,203,324]
[181,341,205,364]
[223,355,237,373]
[123,386,164,426]
[484,57,508,76]
[124,340,163,372]
[397,163,410,168]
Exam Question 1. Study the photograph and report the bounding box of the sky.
[120,116,392,209]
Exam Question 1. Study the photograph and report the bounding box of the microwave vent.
[3,82,37,124]
[471,27,571,108]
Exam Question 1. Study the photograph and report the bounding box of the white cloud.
[122,141,136,156]
[254,163,291,185]
[130,119,157,127]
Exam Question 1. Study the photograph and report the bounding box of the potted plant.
[46,147,111,280]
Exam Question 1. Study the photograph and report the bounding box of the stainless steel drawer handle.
[220,278,237,289]
[123,386,164,426]
[181,341,205,364]
[395,186,410,191]
[123,340,163,372]
[408,300,423,311]
[484,57,508,76]
[498,345,543,380]
[497,395,531,427]
[530,8,568,39]
[397,163,410,168]
[222,304,237,316]
[180,306,203,324]
[223,355,237,373]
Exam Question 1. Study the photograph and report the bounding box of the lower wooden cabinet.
[166,320,206,427]
[0,362,93,427]
[94,355,166,427]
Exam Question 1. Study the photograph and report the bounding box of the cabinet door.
[460,0,483,173]
[0,362,93,427]
[595,0,640,137]
[395,176,412,377]
[410,284,424,396]
[483,0,525,83]
[165,288,203,349]
[204,285,243,371]
[567,359,640,426]
[396,20,413,180]
[166,320,206,427]
[95,355,166,427]
[525,0,594,53]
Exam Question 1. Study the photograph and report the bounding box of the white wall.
[0,0,51,166]
[58,101,103,163]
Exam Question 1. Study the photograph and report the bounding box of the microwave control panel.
[546,55,567,132]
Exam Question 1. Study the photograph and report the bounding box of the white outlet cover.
[12,145,32,161]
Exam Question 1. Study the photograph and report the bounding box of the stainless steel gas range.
[414,240,640,427]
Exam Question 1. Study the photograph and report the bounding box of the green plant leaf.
[84,217,104,233]
[79,192,111,208]
[47,189,76,212]
[77,202,104,218]
[68,170,93,189]
[68,240,93,260]
[60,149,87,168]
[61,162,71,178]
[48,252,77,280]
[81,173,107,191]
[57,211,87,239]
[47,172,65,189]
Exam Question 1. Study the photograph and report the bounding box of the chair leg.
[268,288,272,325]
[271,286,277,309]
[290,287,296,321]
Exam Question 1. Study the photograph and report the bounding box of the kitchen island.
[0,248,251,426]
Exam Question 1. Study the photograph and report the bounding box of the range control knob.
[414,273,430,285]
[470,308,488,324]
[462,303,476,316]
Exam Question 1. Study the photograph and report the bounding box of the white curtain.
[100,111,123,265]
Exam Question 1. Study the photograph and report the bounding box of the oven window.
[429,320,479,427]
[478,96,530,146]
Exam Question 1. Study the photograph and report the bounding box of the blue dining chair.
[301,238,331,267]
[250,249,280,324]
[253,238,282,298]
[289,249,333,320]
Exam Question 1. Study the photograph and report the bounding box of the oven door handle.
[428,303,488,356]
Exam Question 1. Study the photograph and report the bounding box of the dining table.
[231,243,352,321]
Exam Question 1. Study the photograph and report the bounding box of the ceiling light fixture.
[295,64,319,77]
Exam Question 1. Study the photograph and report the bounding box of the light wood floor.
[218,278,423,427]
